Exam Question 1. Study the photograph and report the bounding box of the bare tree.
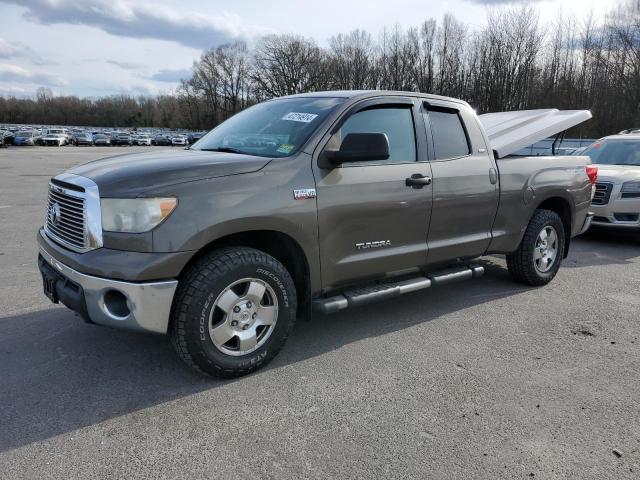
[251,34,327,98]
[327,29,375,90]
[408,20,437,93]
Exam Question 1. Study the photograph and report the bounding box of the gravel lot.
[1,146,639,479]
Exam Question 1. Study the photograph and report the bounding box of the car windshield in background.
[16,131,31,137]
[192,97,346,157]
[582,139,640,166]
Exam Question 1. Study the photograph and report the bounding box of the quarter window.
[331,107,417,163]
[426,108,471,160]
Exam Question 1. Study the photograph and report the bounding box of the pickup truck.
[38,91,596,377]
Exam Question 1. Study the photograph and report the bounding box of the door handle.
[489,167,498,185]
[405,174,432,189]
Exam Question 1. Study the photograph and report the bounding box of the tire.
[170,247,297,378]
[506,209,565,286]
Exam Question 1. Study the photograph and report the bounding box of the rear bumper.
[578,212,594,235]
[38,246,177,334]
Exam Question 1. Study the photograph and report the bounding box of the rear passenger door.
[423,101,499,265]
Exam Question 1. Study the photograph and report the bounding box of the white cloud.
[0,84,30,97]
[0,38,21,58]
[1,0,273,50]
[106,60,146,70]
[0,37,51,65]
[0,63,65,86]
[464,0,544,3]
[149,68,191,83]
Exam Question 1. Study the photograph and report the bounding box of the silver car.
[582,134,640,229]
[133,134,152,146]
[14,130,40,146]
[171,134,188,146]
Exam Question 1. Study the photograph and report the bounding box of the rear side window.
[426,108,470,160]
[332,106,416,164]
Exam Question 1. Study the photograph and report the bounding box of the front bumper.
[591,184,640,230]
[38,246,178,334]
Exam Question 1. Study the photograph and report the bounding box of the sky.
[0,0,622,98]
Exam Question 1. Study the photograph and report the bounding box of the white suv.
[582,134,640,230]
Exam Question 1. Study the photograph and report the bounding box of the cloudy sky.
[0,0,621,98]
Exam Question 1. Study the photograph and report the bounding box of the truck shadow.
[0,259,527,453]
[563,230,640,268]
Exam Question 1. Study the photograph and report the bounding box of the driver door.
[313,98,433,291]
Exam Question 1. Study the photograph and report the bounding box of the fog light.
[103,290,130,319]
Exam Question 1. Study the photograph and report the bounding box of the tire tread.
[170,247,296,378]
[506,209,565,286]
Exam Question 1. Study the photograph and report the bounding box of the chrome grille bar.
[43,174,103,253]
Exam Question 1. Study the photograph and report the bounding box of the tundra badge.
[355,240,392,250]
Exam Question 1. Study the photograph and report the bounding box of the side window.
[426,108,471,160]
[330,107,416,164]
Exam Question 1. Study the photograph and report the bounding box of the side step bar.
[312,265,484,314]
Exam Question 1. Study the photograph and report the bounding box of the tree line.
[1,0,639,138]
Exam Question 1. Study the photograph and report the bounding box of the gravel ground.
[1,146,639,479]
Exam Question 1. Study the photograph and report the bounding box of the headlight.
[621,181,640,193]
[101,198,177,233]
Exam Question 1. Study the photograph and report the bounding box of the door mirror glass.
[325,133,390,165]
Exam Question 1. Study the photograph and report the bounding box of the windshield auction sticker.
[276,144,295,154]
[282,112,318,123]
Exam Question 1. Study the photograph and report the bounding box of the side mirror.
[321,133,390,167]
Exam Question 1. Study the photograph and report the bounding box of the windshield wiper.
[200,147,244,154]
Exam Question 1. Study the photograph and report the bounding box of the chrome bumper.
[39,246,178,334]
[578,212,594,235]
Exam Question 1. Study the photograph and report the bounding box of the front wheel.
[506,209,565,286]
[170,247,297,378]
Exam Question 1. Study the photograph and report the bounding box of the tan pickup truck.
[38,90,596,377]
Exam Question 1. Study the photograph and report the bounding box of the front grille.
[592,182,613,206]
[45,184,87,250]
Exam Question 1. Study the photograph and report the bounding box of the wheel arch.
[534,195,573,258]
[179,229,312,320]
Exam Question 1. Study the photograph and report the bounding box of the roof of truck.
[279,92,593,159]
[280,90,470,106]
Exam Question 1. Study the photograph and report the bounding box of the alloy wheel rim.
[533,225,558,273]
[208,278,278,356]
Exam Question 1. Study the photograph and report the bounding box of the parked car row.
[0,124,208,147]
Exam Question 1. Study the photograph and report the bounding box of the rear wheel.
[170,247,297,378]
[507,209,565,286]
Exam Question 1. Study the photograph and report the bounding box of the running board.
[313,265,484,314]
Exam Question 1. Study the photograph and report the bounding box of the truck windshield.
[582,139,640,166]
[192,97,345,157]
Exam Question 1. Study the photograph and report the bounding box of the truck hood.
[594,164,640,183]
[67,149,271,197]
[479,109,592,158]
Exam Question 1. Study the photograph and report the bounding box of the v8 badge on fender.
[293,188,316,200]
